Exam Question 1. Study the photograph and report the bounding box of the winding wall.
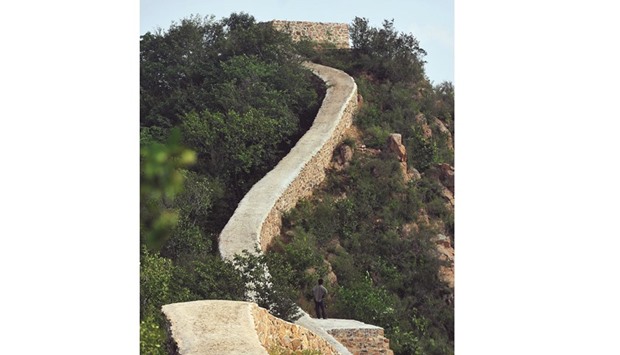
[162,301,339,355]
[218,62,358,260]
[164,60,392,354]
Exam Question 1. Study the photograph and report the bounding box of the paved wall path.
[164,61,391,355]
[163,301,267,355]
[217,61,358,355]
[219,61,358,261]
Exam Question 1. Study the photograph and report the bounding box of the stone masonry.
[318,319,394,355]
[218,61,358,260]
[252,305,338,354]
[162,300,339,355]
[270,20,350,48]
[327,329,393,355]
[168,61,362,355]
[213,60,395,354]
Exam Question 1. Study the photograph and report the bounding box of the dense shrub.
[272,17,454,355]
[140,12,326,353]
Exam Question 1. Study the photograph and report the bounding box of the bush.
[140,315,167,355]
[333,274,397,327]
[276,228,324,289]
[233,250,302,322]
[176,255,246,301]
[140,248,174,320]
[364,125,391,149]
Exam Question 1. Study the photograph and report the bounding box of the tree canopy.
[139,13,324,353]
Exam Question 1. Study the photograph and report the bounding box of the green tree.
[334,274,397,326]
[140,128,196,251]
[349,17,427,83]
[140,248,174,319]
[233,250,302,322]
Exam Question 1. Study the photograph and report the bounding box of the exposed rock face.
[432,234,455,288]
[442,187,455,208]
[426,163,455,195]
[387,133,406,162]
[432,117,454,151]
[407,167,422,182]
[387,133,408,179]
[306,260,338,285]
[415,113,433,139]
[401,222,419,237]
[334,144,354,170]
[340,145,354,163]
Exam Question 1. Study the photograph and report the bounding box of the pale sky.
[140,0,454,85]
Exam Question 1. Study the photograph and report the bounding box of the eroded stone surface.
[270,20,350,48]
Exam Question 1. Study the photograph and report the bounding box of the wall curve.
[218,62,358,260]
[162,300,339,355]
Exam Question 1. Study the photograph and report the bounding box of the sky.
[140,0,454,85]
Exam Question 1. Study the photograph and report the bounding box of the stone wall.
[270,20,350,48]
[219,61,358,260]
[162,300,338,355]
[252,306,338,354]
[327,328,394,355]
[214,60,394,355]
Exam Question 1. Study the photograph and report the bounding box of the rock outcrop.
[426,163,454,195]
[433,234,455,288]
[432,117,454,151]
[415,113,433,139]
[333,143,354,170]
[387,133,408,179]
[387,133,407,163]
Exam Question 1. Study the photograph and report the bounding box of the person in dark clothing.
[312,278,328,319]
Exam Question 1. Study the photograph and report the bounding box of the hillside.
[268,18,455,355]
[140,13,454,355]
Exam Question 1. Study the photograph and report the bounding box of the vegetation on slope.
[139,13,454,355]
[139,13,324,353]
[268,18,455,355]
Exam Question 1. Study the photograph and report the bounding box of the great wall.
[162,21,394,355]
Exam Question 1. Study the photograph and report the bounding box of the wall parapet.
[320,319,394,355]
[218,62,358,260]
[162,300,339,355]
[269,20,350,48]
[212,59,393,355]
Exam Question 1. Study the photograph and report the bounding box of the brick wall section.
[219,62,358,260]
[327,328,394,355]
[270,20,350,48]
[252,306,338,354]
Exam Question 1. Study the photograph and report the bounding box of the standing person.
[312,278,328,319]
